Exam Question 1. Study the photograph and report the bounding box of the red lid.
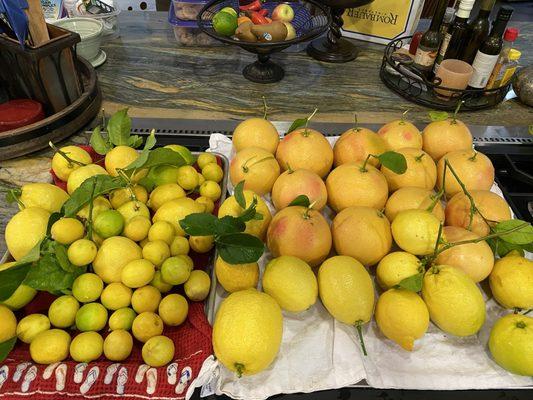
[504,27,519,42]
[0,99,45,132]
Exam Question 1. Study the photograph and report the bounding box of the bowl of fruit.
[197,0,330,83]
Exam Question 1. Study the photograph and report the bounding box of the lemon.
[70,331,103,362]
[151,165,180,186]
[169,236,190,256]
[67,164,108,194]
[123,215,151,242]
[0,304,17,342]
[184,270,211,302]
[196,196,214,213]
[177,165,199,190]
[2,283,36,310]
[94,209,125,238]
[147,183,186,211]
[197,153,217,169]
[232,118,279,154]
[30,329,71,364]
[148,221,175,245]
[67,239,98,267]
[489,314,533,376]
[48,295,79,328]
[93,236,142,283]
[189,235,214,253]
[100,282,132,310]
[150,271,173,293]
[199,181,222,201]
[215,256,258,293]
[104,330,133,361]
[109,185,148,209]
[391,209,441,256]
[153,197,205,236]
[6,206,50,261]
[142,335,175,367]
[51,217,84,245]
[177,254,194,269]
[52,145,92,181]
[77,196,111,220]
[213,289,282,376]
[131,286,162,313]
[105,145,139,176]
[318,256,374,325]
[142,240,170,267]
[376,252,422,289]
[158,294,189,326]
[161,256,192,285]
[165,144,195,165]
[76,303,108,331]
[198,174,206,186]
[19,182,69,213]
[109,307,137,331]
[16,314,50,343]
[202,163,223,183]
[132,311,164,343]
[422,265,485,336]
[375,289,429,351]
[72,273,104,303]
[121,259,155,288]
[263,256,317,313]
[117,200,150,222]
[140,238,149,248]
[489,254,533,309]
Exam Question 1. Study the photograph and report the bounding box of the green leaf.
[216,233,264,264]
[0,337,17,363]
[218,215,246,235]
[125,147,186,171]
[395,272,423,292]
[428,111,449,122]
[18,239,44,264]
[46,212,62,235]
[286,118,308,134]
[52,242,77,272]
[128,135,144,149]
[528,125,533,135]
[238,196,262,223]
[107,108,132,146]
[234,181,246,209]
[89,126,112,155]
[378,151,407,174]
[124,131,157,173]
[0,262,32,301]
[24,253,84,293]
[62,175,127,217]
[179,213,219,236]
[5,188,21,204]
[523,242,533,253]
[137,175,155,192]
[495,239,525,257]
[288,195,310,208]
[494,220,533,245]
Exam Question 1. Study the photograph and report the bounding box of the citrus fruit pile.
[0,109,222,368]
[209,111,533,378]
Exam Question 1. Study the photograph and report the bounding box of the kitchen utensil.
[24,0,50,45]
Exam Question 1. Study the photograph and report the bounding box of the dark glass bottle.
[468,6,514,89]
[433,0,475,74]
[460,0,496,64]
[413,0,449,76]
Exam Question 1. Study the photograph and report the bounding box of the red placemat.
[1,146,215,399]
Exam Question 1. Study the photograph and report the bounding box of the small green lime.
[108,307,137,331]
[75,303,108,332]
[94,209,124,238]
[213,11,238,37]
[151,165,180,186]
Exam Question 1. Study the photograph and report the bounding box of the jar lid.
[509,48,521,61]
[0,99,45,132]
[504,27,519,42]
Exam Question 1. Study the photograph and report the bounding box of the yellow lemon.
[197,153,217,169]
[67,164,108,194]
[30,329,71,364]
[123,215,151,242]
[376,252,421,289]
[147,183,186,211]
[77,196,111,220]
[131,286,162,314]
[117,200,150,222]
[48,295,79,328]
[109,185,148,209]
[16,314,50,343]
[75,303,108,331]
[215,256,259,293]
[184,270,211,302]
[202,163,223,183]
[169,236,189,256]
[104,329,133,361]
[6,206,50,261]
[232,117,279,154]
[93,236,142,283]
[72,273,104,303]
[132,311,164,343]
[177,165,199,190]
[199,181,221,201]
[70,331,103,362]
[161,256,193,285]
[489,254,533,310]
[0,304,17,342]
[19,182,69,213]
[108,307,137,331]
[105,145,139,176]
[158,294,189,326]
[148,221,175,245]
[100,282,132,310]
[142,335,175,367]
[121,259,155,288]
[142,240,170,267]
[189,235,214,253]
[150,271,173,293]
[51,217,84,245]
[391,209,441,256]
[153,197,205,236]
[52,145,92,181]
[67,239,98,267]
[195,196,214,214]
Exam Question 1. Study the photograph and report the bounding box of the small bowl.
[53,18,104,62]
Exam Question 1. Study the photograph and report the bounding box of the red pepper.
[250,11,269,24]
[239,0,263,11]
[257,8,268,16]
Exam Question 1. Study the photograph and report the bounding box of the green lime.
[75,303,108,332]
[150,165,180,186]
[164,145,195,165]
[109,307,137,331]
[94,209,124,238]
[213,11,238,37]
[161,256,193,285]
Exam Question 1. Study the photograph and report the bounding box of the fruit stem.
[468,151,478,162]
[451,100,463,124]
[85,179,98,243]
[356,321,368,356]
[426,162,447,213]
[241,155,257,173]
[49,141,87,167]
[516,321,526,329]
[523,309,532,316]
[247,156,275,170]
[6,188,25,209]
[262,96,268,120]
[359,154,376,173]
[287,163,294,174]
[303,201,316,219]
[303,108,318,137]
[101,108,106,128]
[400,109,410,124]
[415,153,425,162]
[353,113,360,132]
[234,363,245,378]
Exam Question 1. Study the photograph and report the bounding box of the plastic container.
[0,99,45,132]
[169,4,219,46]
[172,0,207,21]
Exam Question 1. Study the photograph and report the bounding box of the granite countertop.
[1,11,533,254]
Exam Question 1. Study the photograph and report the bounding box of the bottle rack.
[380,36,512,111]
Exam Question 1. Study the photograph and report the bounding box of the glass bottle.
[486,27,519,89]
[460,0,496,64]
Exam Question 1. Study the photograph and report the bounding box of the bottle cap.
[504,27,519,42]
[443,7,455,23]
[508,49,521,61]
[496,6,514,21]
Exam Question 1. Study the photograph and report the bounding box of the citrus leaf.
[234,181,246,209]
[286,117,308,134]
[46,212,62,235]
[128,135,144,149]
[0,337,17,363]
[378,151,407,174]
[89,126,112,155]
[494,220,533,245]
[5,188,21,204]
[125,147,186,171]
[125,130,156,172]
[51,242,78,272]
[395,272,423,292]
[288,195,310,208]
[107,108,132,146]
[217,216,246,235]
[238,196,262,223]
[179,213,219,236]
[24,253,85,293]
[0,262,32,301]
[495,239,525,257]
[428,111,449,122]
[216,233,264,264]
